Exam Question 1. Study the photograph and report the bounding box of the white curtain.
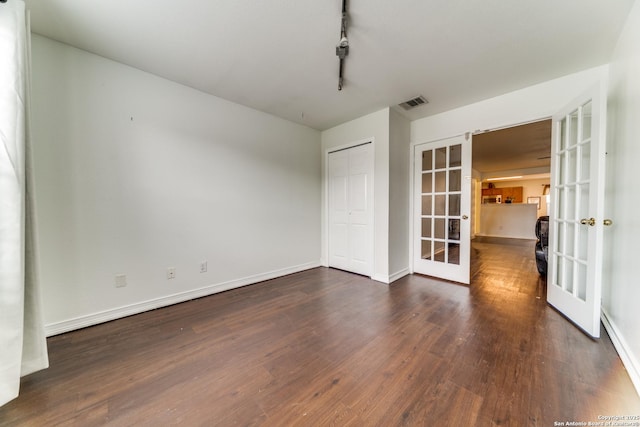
[0,0,49,407]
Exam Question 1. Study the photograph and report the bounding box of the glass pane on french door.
[547,81,605,339]
[420,144,462,265]
[414,135,470,285]
[553,101,592,302]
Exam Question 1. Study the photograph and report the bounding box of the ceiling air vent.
[399,95,428,110]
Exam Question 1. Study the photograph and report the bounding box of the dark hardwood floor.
[2,238,639,426]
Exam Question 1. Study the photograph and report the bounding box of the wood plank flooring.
[2,238,639,426]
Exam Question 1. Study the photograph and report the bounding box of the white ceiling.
[24,0,635,131]
[473,119,552,175]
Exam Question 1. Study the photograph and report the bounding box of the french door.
[413,135,471,284]
[328,143,372,276]
[547,84,607,338]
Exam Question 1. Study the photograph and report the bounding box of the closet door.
[328,143,372,276]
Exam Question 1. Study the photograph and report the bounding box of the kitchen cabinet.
[501,187,523,203]
[481,186,523,203]
[481,188,503,196]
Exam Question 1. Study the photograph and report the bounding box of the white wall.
[31,36,321,334]
[603,0,640,393]
[388,109,411,280]
[411,66,609,145]
[320,108,390,282]
[410,65,607,242]
[519,178,550,216]
[478,204,537,239]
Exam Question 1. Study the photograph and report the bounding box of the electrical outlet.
[200,261,208,273]
[167,267,176,280]
[115,274,127,288]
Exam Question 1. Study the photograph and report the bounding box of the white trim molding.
[45,261,321,337]
[388,268,410,283]
[371,268,410,284]
[601,308,640,397]
[370,274,389,284]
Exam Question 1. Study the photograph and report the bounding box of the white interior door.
[328,143,372,276]
[547,84,606,338]
[413,135,471,284]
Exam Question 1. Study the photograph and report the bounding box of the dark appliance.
[535,216,549,276]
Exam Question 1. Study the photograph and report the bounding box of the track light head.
[336,45,349,60]
[336,36,349,59]
[336,0,349,90]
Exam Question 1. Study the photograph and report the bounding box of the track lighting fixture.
[335,0,349,90]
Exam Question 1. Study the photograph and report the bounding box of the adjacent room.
[472,120,552,242]
[2,0,640,424]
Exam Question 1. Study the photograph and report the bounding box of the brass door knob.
[580,218,596,226]
[462,215,469,220]
[603,219,613,226]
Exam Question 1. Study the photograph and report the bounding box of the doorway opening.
[412,85,606,339]
[471,120,552,266]
[469,119,552,298]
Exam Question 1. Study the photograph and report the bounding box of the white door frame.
[409,133,470,275]
[408,97,606,335]
[323,138,375,277]
[409,120,552,279]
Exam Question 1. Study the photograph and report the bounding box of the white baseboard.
[370,274,389,284]
[370,268,410,284]
[601,308,640,397]
[45,261,321,337]
[389,268,410,283]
